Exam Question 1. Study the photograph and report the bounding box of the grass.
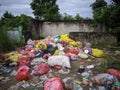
[97,55,120,72]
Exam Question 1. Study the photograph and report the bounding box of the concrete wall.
[30,20,106,37]
[69,32,117,46]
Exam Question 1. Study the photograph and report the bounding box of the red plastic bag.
[16,65,30,81]
[18,56,30,67]
[34,63,50,76]
[54,65,62,70]
[107,68,120,81]
[44,77,64,90]
[69,47,79,55]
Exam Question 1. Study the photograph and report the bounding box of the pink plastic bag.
[44,77,64,90]
[34,63,50,76]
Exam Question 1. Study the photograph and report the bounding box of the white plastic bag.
[48,55,71,68]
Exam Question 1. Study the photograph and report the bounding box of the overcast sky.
[0,0,110,18]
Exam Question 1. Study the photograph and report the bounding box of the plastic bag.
[107,68,120,81]
[90,73,114,85]
[9,53,22,62]
[45,46,58,55]
[18,56,30,67]
[16,65,30,81]
[33,63,50,76]
[44,77,64,90]
[48,55,71,68]
[92,48,105,58]
[68,41,79,47]
[36,41,47,50]
[69,47,79,55]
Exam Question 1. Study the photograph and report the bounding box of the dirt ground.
[0,55,105,90]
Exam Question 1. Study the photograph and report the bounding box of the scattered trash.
[63,77,74,90]
[86,65,94,69]
[77,65,85,74]
[74,84,83,90]
[10,70,17,76]
[0,33,119,90]
[58,68,70,74]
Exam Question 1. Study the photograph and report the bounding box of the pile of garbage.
[0,33,120,90]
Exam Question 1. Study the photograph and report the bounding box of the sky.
[0,0,110,18]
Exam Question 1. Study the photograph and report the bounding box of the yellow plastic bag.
[60,34,71,43]
[92,48,105,58]
[9,53,22,62]
[60,34,79,47]
[53,50,60,56]
[68,41,79,47]
[36,41,47,50]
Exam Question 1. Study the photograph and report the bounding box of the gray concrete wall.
[30,20,106,37]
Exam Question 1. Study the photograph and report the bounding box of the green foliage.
[90,0,107,10]
[30,0,60,20]
[75,13,83,21]
[97,55,120,72]
[1,11,14,19]
[91,0,120,44]
[91,0,107,26]
[63,13,75,20]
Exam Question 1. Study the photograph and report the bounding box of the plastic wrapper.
[48,55,71,68]
[25,45,33,51]
[44,77,64,90]
[92,48,105,58]
[70,54,78,61]
[16,65,30,81]
[82,47,92,55]
[78,51,88,59]
[107,68,120,81]
[33,63,50,76]
[44,45,58,55]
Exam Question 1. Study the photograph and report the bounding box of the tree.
[75,13,83,20]
[63,13,75,20]
[91,0,120,45]
[30,0,60,20]
[90,0,108,27]
[1,11,14,19]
